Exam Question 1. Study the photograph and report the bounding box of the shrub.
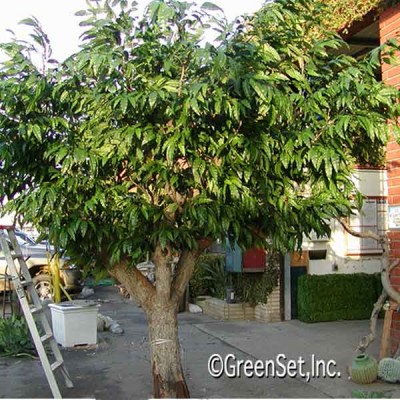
[232,271,279,305]
[190,250,281,305]
[297,273,382,323]
[0,316,36,357]
[190,254,226,300]
[232,251,280,305]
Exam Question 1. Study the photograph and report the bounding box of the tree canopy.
[1,0,400,396]
[0,0,399,267]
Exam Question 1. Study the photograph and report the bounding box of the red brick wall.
[380,3,400,354]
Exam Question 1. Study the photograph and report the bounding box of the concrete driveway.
[0,286,399,399]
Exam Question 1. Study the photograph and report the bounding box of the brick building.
[340,1,400,354]
[379,2,400,354]
[282,3,400,352]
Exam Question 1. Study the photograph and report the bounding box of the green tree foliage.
[318,0,381,32]
[0,0,398,261]
[0,0,399,396]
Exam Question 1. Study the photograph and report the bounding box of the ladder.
[0,225,73,398]
[1,265,19,318]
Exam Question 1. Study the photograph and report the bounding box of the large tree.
[1,0,399,397]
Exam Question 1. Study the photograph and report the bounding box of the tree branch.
[337,217,400,350]
[382,259,400,304]
[357,289,387,352]
[338,217,382,243]
[178,65,186,97]
[337,214,400,354]
[108,258,156,312]
[170,238,213,305]
[339,216,400,305]
[153,244,172,303]
[170,249,197,306]
[117,161,155,204]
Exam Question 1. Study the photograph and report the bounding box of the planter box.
[195,285,281,323]
[254,304,280,323]
[196,297,254,321]
[195,296,212,311]
[48,300,100,347]
[255,286,281,322]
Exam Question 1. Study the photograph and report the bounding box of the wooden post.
[380,304,395,359]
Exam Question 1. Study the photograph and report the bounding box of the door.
[290,266,307,319]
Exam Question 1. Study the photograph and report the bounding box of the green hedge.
[297,273,382,323]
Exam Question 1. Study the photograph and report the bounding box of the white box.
[48,300,100,347]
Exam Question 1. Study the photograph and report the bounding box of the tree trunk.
[109,242,211,399]
[147,302,189,398]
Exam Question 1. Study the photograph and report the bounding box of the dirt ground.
[0,286,399,399]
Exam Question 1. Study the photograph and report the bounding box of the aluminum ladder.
[0,225,73,398]
[1,265,19,318]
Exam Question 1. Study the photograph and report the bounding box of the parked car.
[0,229,82,300]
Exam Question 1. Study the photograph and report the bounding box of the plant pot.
[350,354,378,384]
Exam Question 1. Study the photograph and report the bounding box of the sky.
[0,0,265,62]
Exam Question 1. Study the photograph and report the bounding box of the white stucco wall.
[352,168,387,197]
[0,212,14,226]
[302,168,387,275]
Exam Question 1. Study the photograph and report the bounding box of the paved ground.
[1,286,400,399]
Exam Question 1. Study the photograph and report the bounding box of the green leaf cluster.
[191,254,227,300]
[0,0,399,270]
[319,0,383,33]
[0,316,36,357]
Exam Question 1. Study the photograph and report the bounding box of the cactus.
[378,358,400,383]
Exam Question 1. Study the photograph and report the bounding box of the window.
[346,198,386,255]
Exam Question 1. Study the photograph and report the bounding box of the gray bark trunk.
[109,243,208,398]
[148,303,189,398]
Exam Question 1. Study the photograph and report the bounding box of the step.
[41,333,53,343]
[30,305,43,314]
[51,360,64,371]
[11,253,28,261]
[20,280,33,287]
